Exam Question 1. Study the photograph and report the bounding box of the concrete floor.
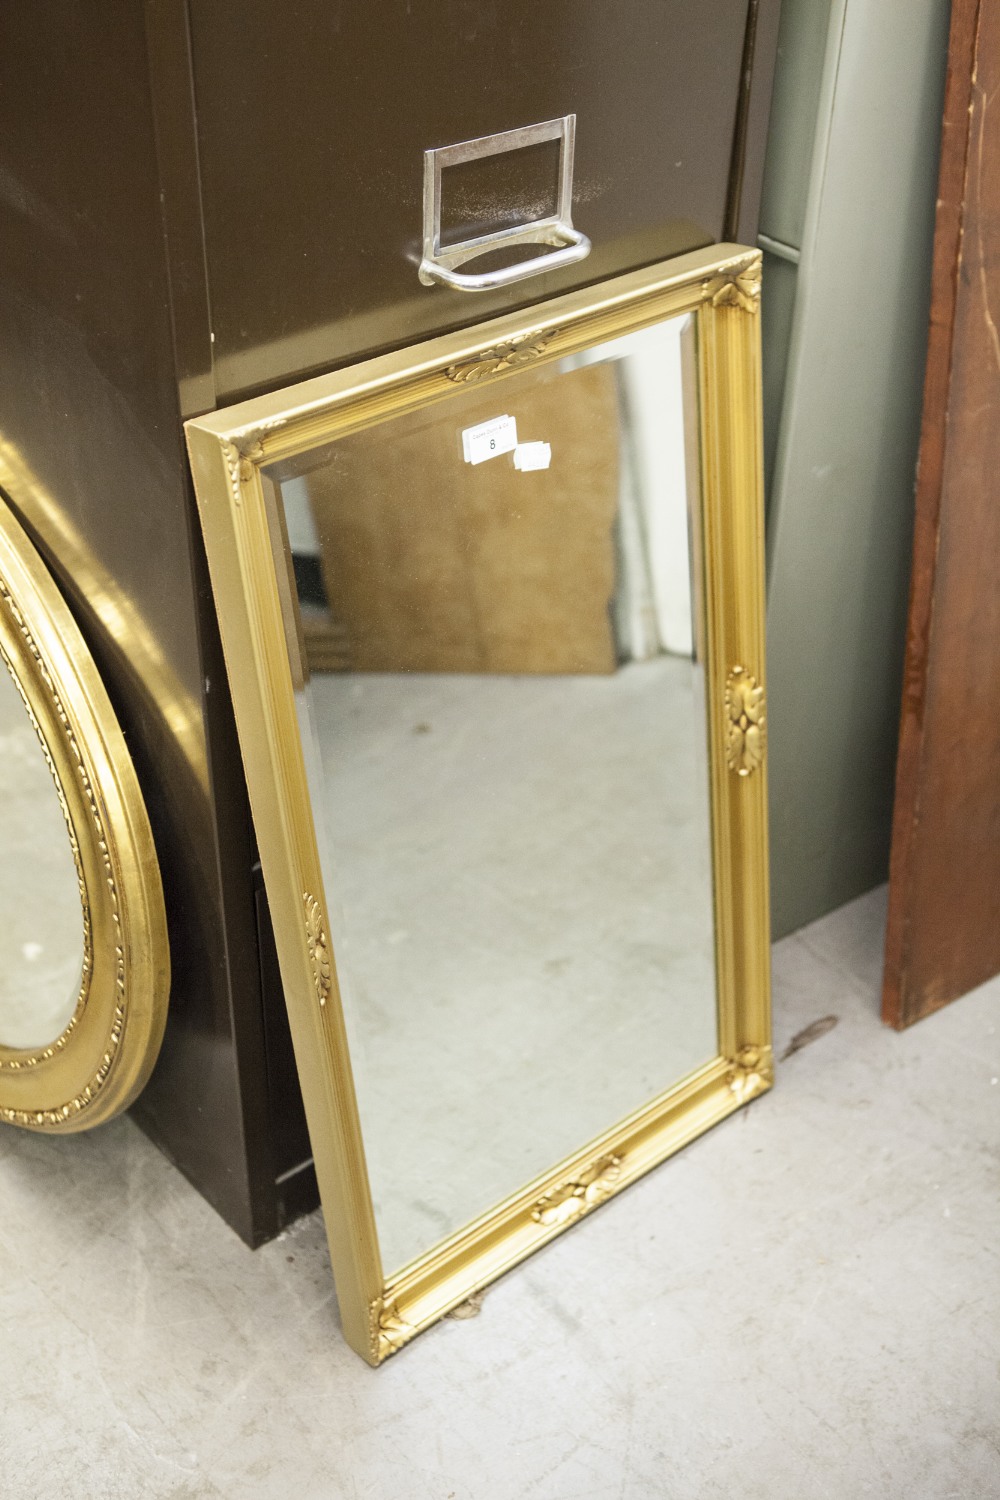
[2,886,998,1498]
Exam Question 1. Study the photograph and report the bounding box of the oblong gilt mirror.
[0,494,170,1131]
[187,245,771,1364]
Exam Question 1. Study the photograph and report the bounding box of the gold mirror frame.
[0,495,170,1131]
[186,244,771,1364]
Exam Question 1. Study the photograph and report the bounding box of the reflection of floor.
[0,666,83,1050]
[308,659,717,1273]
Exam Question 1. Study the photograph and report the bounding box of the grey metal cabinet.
[759,0,950,938]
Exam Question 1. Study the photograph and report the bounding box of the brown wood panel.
[308,364,620,675]
[882,0,1000,1027]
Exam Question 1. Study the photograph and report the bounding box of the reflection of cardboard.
[307,363,620,674]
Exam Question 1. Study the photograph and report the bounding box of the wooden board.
[882,0,1000,1027]
[307,362,621,675]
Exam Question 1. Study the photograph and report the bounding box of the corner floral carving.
[220,418,288,499]
[725,667,766,776]
[371,1297,413,1360]
[703,260,761,314]
[236,441,265,483]
[726,1044,773,1102]
[446,328,559,384]
[303,893,332,1008]
[532,1153,623,1227]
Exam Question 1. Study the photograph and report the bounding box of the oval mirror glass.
[0,658,85,1049]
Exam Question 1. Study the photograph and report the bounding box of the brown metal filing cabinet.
[0,1,779,1244]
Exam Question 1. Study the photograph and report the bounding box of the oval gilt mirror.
[0,493,169,1131]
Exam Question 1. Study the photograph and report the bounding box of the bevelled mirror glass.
[187,246,771,1364]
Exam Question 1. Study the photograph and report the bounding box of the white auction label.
[462,414,517,465]
[513,441,552,472]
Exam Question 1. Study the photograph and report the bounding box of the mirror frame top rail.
[186,243,771,1365]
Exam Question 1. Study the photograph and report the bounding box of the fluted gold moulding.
[0,495,170,1131]
[186,244,771,1365]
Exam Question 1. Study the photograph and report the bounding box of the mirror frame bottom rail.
[186,242,771,1365]
[375,1049,770,1356]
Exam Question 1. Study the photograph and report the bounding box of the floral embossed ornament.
[373,1297,413,1359]
[704,262,761,314]
[726,1044,772,1101]
[725,667,766,776]
[531,1153,623,1226]
[445,328,557,384]
[303,892,332,1007]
